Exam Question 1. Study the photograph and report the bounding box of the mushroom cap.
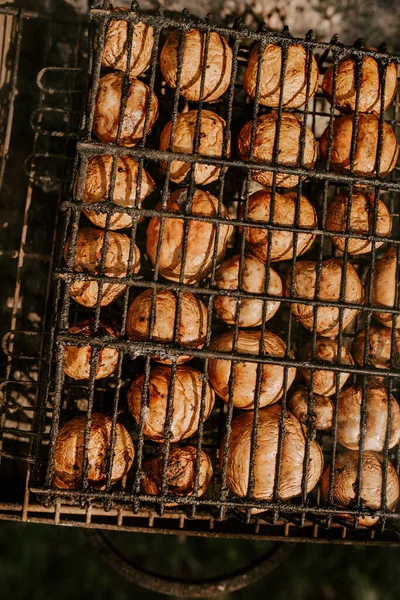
[237,112,317,188]
[54,414,135,490]
[142,445,213,497]
[160,29,233,102]
[352,325,400,369]
[289,388,334,431]
[79,155,155,230]
[320,114,398,178]
[101,9,154,78]
[127,365,215,443]
[325,191,391,254]
[63,320,119,380]
[322,55,398,114]
[337,379,400,451]
[243,43,319,108]
[159,109,230,185]
[126,289,208,363]
[320,451,399,526]
[64,227,140,307]
[239,190,317,262]
[223,404,323,501]
[207,329,296,409]
[284,258,364,337]
[371,247,400,329]
[300,338,354,396]
[214,253,282,327]
[93,72,158,146]
[146,188,232,284]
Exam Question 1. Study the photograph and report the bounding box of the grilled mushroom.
[142,445,213,497]
[289,388,334,431]
[223,404,323,502]
[214,253,282,327]
[284,258,363,337]
[300,338,354,396]
[371,247,400,329]
[64,227,140,307]
[238,190,317,262]
[243,43,319,108]
[237,112,317,188]
[207,330,296,409]
[320,451,399,526]
[93,72,158,146]
[63,320,119,380]
[160,29,232,102]
[325,191,391,254]
[127,365,214,442]
[320,114,398,178]
[78,155,155,230]
[146,188,232,284]
[337,379,400,451]
[101,8,154,78]
[322,54,398,114]
[159,109,230,185]
[54,414,135,490]
[352,325,400,369]
[126,289,208,363]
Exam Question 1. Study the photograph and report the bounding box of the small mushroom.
[284,258,363,337]
[160,29,232,102]
[126,289,208,363]
[238,190,317,262]
[54,414,135,490]
[213,253,282,327]
[289,388,334,431]
[63,320,119,380]
[371,247,400,329]
[243,43,319,108]
[159,109,230,185]
[64,227,141,307]
[93,72,158,146]
[337,379,400,451]
[237,112,317,188]
[300,338,354,396]
[127,365,214,442]
[352,325,400,369]
[207,330,296,409]
[142,445,213,497]
[146,188,232,284]
[320,451,399,526]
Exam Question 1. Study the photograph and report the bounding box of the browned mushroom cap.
[352,325,400,369]
[64,227,140,307]
[320,451,399,526]
[213,254,282,327]
[322,55,398,114]
[284,259,363,337]
[126,289,208,363]
[223,404,323,502]
[63,320,119,380]
[78,155,155,230]
[101,8,154,78]
[142,445,213,497]
[207,330,296,409]
[300,338,354,396]
[337,379,400,451]
[238,190,317,262]
[54,414,134,490]
[146,188,232,284]
[371,247,400,329]
[127,365,214,442]
[93,73,158,146]
[320,114,398,178]
[243,43,319,108]
[289,388,334,431]
[159,110,230,185]
[160,29,232,102]
[237,112,317,188]
[325,191,392,255]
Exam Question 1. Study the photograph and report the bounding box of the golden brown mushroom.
[289,388,334,431]
[299,338,354,396]
[371,247,400,329]
[352,325,400,369]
